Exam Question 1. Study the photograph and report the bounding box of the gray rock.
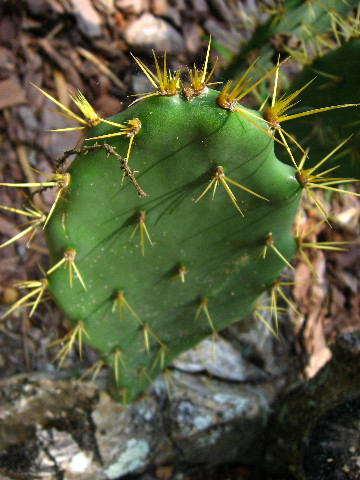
[131,72,154,95]
[0,370,276,479]
[124,13,185,53]
[173,336,267,381]
[204,18,242,53]
[161,373,274,465]
[189,0,209,15]
[71,0,103,38]
[182,22,204,54]
[151,0,182,28]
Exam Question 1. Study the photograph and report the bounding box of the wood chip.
[0,76,26,109]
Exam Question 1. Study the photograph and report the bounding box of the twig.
[76,46,126,90]
[55,143,146,197]
[15,144,44,210]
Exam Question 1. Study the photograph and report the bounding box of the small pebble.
[71,0,103,38]
[123,13,185,53]
[1,287,20,305]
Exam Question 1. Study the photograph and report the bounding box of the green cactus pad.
[44,89,301,402]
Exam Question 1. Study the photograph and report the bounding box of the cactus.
[279,39,360,178]
[1,43,359,403]
[223,0,359,80]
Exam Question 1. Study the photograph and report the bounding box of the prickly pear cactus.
[47,98,300,402]
[1,44,359,403]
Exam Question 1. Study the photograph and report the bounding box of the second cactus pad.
[45,88,301,402]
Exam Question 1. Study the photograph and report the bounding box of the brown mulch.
[292,192,360,378]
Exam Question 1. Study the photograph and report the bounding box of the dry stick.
[76,46,126,91]
[15,144,44,210]
[53,70,71,109]
[55,143,147,198]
